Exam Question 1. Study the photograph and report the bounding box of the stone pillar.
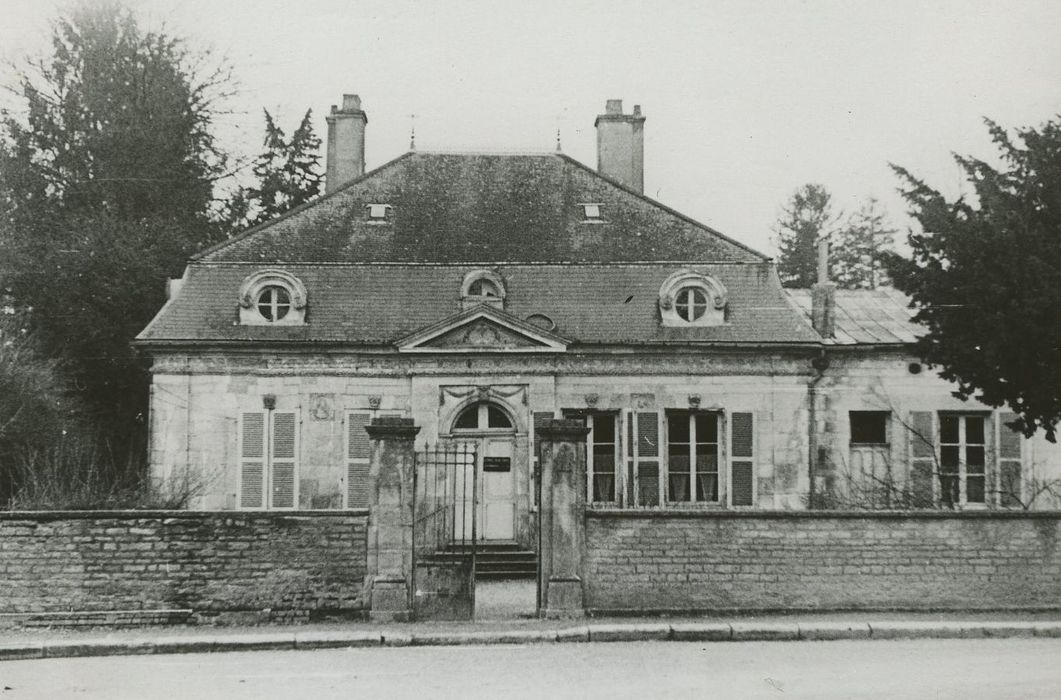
[538,419,590,618]
[364,417,419,621]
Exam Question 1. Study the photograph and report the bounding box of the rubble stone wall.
[0,511,367,624]
[584,510,1061,613]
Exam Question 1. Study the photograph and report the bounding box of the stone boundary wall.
[584,510,1061,614]
[0,511,368,625]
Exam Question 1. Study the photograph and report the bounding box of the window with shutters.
[849,411,891,491]
[345,412,372,509]
[997,412,1023,508]
[629,411,661,507]
[563,411,619,504]
[666,411,720,503]
[729,412,755,507]
[239,409,299,510]
[939,414,987,506]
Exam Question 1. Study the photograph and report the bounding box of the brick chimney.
[594,99,646,194]
[810,235,836,338]
[325,94,368,193]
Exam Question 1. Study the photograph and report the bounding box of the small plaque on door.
[483,456,511,472]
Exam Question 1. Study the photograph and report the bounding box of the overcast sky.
[2,0,1060,255]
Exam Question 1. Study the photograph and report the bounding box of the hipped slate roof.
[138,263,822,346]
[196,152,765,264]
[785,287,922,345]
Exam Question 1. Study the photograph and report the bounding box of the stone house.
[136,94,1061,554]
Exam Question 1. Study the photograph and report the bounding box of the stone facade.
[584,510,1061,613]
[0,511,367,624]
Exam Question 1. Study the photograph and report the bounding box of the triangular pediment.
[397,306,570,353]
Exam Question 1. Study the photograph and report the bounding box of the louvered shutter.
[240,412,266,509]
[730,412,755,506]
[634,411,660,506]
[346,412,372,509]
[908,411,936,507]
[998,412,1023,508]
[269,412,297,509]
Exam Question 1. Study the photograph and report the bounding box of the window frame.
[938,413,988,507]
[585,412,620,504]
[665,410,722,505]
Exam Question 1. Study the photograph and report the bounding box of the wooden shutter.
[729,412,755,506]
[239,412,266,509]
[998,412,1023,508]
[346,412,372,509]
[634,411,660,506]
[270,411,298,509]
[908,411,936,507]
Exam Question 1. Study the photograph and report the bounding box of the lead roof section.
[785,287,921,345]
[137,262,821,346]
[196,152,765,264]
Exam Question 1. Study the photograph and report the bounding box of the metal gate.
[411,443,478,620]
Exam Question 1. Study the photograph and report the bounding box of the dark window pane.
[669,473,691,502]
[593,451,615,476]
[965,416,985,444]
[593,474,615,502]
[967,475,986,503]
[966,447,985,471]
[695,453,718,474]
[941,475,959,505]
[940,415,959,444]
[593,414,616,444]
[668,413,690,444]
[696,473,719,502]
[850,412,888,444]
[487,406,512,428]
[695,413,718,443]
[669,454,691,473]
[940,446,960,469]
[454,407,478,429]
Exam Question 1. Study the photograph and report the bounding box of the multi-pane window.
[667,412,720,503]
[467,278,500,297]
[939,414,986,505]
[674,287,708,322]
[256,285,291,322]
[453,402,513,431]
[588,413,618,503]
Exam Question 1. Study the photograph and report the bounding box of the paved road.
[2,639,1059,700]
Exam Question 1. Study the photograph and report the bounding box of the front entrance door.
[480,437,515,540]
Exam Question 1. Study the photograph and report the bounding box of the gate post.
[365,416,420,621]
[539,418,590,618]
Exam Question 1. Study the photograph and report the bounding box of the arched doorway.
[451,401,517,541]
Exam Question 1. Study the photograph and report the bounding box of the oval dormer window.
[238,269,308,326]
[674,287,708,323]
[257,285,292,322]
[658,270,728,327]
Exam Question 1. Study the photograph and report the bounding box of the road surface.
[2,638,1059,699]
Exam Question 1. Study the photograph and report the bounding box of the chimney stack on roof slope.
[594,99,646,194]
[325,94,368,193]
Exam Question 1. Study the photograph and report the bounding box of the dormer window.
[579,203,604,222]
[674,287,708,322]
[238,269,308,326]
[257,285,291,322]
[461,269,506,311]
[658,270,728,327]
[367,203,391,221]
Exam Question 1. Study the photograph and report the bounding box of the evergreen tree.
[774,184,837,287]
[0,1,233,459]
[885,117,1061,441]
[832,199,896,289]
[240,109,322,227]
